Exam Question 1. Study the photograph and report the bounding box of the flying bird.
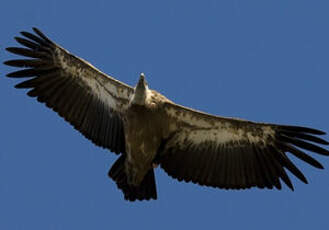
[4,28,329,201]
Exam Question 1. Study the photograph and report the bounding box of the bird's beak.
[138,73,147,87]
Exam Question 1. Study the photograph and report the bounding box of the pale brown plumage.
[4,28,329,201]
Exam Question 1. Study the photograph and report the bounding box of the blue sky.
[1,0,329,229]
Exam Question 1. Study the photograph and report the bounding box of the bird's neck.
[131,84,150,106]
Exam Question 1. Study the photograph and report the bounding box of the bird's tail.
[108,155,157,201]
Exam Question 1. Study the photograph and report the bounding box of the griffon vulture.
[4,28,329,201]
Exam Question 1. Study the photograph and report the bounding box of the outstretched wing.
[159,103,329,190]
[4,28,134,154]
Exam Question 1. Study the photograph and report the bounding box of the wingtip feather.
[32,27,54,44]
[279,125,326,135]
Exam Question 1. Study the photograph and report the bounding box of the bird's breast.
[123,104,166,185]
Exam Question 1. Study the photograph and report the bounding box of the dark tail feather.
[108,155,157,201]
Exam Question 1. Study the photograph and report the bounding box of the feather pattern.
[160,103,328,190]
[5,28,134,154]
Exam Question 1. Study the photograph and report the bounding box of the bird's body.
[4,28,329,201]
[125,84,171,185]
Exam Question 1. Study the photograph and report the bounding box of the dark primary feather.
[278,134,329,156]
[4,59,48,68]
[278,125,326,135]
[5,47,48,58]
[279,142,324,169]
[14,36,41,49]
[5,28,127,154]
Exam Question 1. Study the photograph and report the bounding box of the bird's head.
[136,73,148,90]
[131,73,149,105]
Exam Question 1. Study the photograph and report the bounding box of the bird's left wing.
[159,102,329,190]
[4,28,134,154]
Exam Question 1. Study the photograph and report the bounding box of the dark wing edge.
[4,28,133,154]
[159,103,329,191]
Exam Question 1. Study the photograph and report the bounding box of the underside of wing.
[5,28,134,154]
[159,103,329,190]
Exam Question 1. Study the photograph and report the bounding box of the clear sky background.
[1,0,329,229]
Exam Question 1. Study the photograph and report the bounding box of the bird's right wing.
[5,28,134,154]
[159,102,329,190]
